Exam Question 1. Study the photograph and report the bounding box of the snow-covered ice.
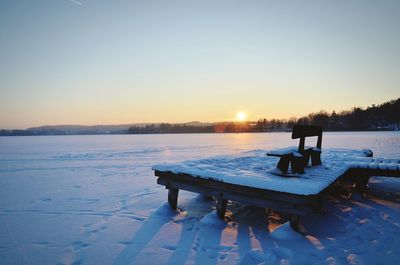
[0,132,399,264]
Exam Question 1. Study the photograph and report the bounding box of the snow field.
[0,132,399,264]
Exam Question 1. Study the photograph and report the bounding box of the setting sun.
[236,111,247,121]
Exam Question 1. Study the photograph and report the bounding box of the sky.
[0,0,399,129]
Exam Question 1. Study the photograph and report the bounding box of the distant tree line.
[127,123,215,134]
[127,98,400,134]
[293,97,400,131]
[0,128,79,136]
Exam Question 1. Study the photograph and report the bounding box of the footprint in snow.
[161,245,177,251]
[71,241,90,251]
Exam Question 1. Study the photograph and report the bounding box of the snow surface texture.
[0,132,400,265]
[153,148,399,195]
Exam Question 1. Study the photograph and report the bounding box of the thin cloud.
[67,0,82,5]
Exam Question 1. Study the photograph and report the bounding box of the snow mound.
[198,211,226,229]
[271,222,303,240]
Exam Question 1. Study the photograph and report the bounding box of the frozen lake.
[0,132,399,265]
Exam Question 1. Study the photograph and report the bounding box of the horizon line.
[2,97,399,131]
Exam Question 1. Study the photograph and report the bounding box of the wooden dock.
[153,148,400,231]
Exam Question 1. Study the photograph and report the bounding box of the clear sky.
[1,0,399,129]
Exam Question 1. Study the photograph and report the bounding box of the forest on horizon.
[131,97,400,134]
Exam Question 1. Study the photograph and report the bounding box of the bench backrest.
[292,125,323,152]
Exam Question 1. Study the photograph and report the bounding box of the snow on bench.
[267,146,321,157]
[266,146,303,157]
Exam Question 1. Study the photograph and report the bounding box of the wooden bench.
[267,125,323,174]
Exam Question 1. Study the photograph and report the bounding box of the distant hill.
[0,122,214,136]
[26,124,147,134]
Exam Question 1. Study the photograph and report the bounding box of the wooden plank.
[341,168,400,179]
[157,176,317,215]
[155,170,319,206]
[292,125,322,139]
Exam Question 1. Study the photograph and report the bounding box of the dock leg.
[355,176,370,199]
[168,188,179,209]
[216,199,227,219]
[201,194,214,201]
[290,215,300,231]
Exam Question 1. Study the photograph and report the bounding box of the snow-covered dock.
[153,148,400,230]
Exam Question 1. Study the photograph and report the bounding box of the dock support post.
[216,199,227,219]
[168,188,179,209]
[290,215,300,231]
[355,175,370,199]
